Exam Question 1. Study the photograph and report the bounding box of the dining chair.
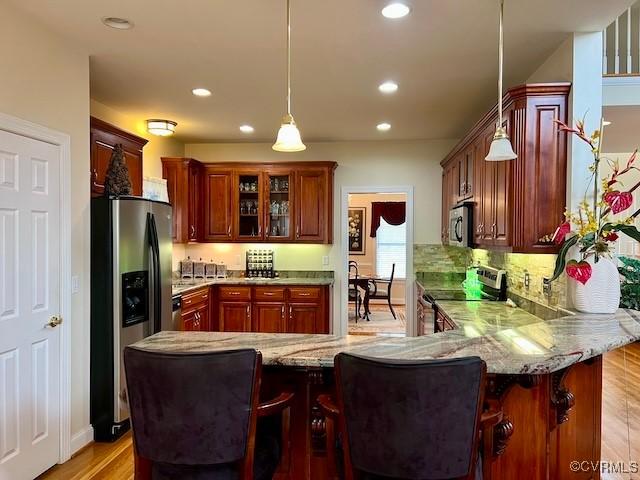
[124,347,294,480]
[318,353,499,480]
[348,260,363,322]
[367,263,396,319]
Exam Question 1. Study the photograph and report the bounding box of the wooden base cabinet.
[441,83,570,253]
[212,285,330,334]
[219,302,252,332]
[161,160,336,244]
[179,287,210,331]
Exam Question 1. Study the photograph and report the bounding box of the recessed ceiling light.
[101,17,134,30]
[381,3,410,19]
[192,88,211,97]
[239,125,255,134]
[377,122,391,132]
[378,81,399,94]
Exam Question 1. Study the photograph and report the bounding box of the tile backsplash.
[414,244,568,310]
[413,244,472,273]
[471,249,567,309]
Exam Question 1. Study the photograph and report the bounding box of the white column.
[567,32,604,213]
[603,26,608,75]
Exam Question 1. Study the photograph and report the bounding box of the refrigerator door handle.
[147,212,161,334]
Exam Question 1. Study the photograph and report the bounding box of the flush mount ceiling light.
[485,0,517,162]
[146,119,177,137]
[378,81,399,94]
[239,125,255,133]
[273,0,306,152]
[377,122,392,132]
[101,17,134,29]
[192,88,211,97]
[381,3,410,19]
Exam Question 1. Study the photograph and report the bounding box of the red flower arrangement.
[550,117,640,284]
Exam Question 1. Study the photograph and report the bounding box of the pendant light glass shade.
[486,126,517,161]
[485,0,516,162]
[273,114,306,152]
[273,0,306,152]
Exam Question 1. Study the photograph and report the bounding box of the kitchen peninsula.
[133,308,640,480]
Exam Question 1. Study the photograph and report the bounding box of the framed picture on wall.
[348,207,366,255]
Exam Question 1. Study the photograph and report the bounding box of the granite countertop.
[434,300,544,335]
[134,309,640,375]
[173,277,334,296]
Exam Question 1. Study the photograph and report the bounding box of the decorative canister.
[205,261,217,278]
[180,257,194,279]
[193,259,205,278]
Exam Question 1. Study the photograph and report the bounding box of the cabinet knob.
[281,305,285,319]
[228,225,231,237]
[289,305,293,320]
[246,305,251,320]
[296,226,300,239]
[190,225,196,238]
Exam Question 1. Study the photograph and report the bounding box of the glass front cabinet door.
[235,170,264,241]
[264,171,293,242]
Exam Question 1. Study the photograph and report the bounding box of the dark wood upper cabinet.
[441,83,570,253]
[90,117,148,197]
[162,160,336,244]
[203,167,233,241]
[161,158,202,243]
[234,169,264,241]
[295,168,332,243]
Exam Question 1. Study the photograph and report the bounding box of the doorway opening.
[344,190,411,336]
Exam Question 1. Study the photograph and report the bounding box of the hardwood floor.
[601,341,640,480]
[37,342,640,480]
[37,432,133,480]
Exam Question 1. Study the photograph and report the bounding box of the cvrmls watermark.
[570,461,640,474]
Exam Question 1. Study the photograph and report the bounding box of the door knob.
[46,315,62,328]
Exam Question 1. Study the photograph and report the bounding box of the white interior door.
[0,129,61,479]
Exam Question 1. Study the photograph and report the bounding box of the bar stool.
[124,347,293,480]
[318,353,499,480]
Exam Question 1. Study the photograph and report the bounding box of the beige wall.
[0,3,91,447]
[90,99,185,178]
[348,193,406,304]
[184,139,455,331]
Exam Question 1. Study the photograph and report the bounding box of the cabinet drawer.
[288,287,321,302]
[254,287,285,302]
[182,287,210,308]
[219,286,252,301]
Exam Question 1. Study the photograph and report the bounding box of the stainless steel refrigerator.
[90,196,173,441]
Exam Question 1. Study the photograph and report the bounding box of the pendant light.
[273,0,306,152]
[485,0,517,161]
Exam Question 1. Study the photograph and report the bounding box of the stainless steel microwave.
[449,204,472,247]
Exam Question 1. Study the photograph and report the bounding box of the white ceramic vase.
[570,256,621,314]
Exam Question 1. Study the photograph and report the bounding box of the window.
[376,218,406,279]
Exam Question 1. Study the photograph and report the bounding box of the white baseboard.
[70,425,94,455]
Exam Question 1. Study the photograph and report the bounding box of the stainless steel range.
[421,265,508,333]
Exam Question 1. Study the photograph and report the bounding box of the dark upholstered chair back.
[335,353,486,480]
[124,347,260,468]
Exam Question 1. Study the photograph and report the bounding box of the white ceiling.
[10,0,635,142]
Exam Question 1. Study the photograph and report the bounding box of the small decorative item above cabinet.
[90,116,148,197]
[440,83,571,253]
[162,159,336,244]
